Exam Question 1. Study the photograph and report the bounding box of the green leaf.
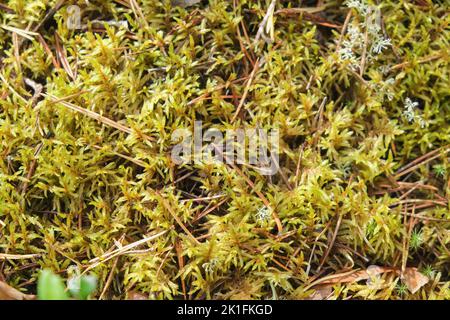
[37,269,69,300]
[78,274,97,300]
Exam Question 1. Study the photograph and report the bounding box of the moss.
[0,0,449,300]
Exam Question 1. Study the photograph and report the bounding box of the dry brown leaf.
[401,267,429,294]
[312,265,429,295]
[318,265,393,285]
[0,281,35,300]
[126,291,148,300]
[308,285,333,300]
[320,270,370,285]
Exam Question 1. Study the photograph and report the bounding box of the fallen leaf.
[317,265,393,285]
[401,268,429,294]
[127,291,148,300]
[308,285,333,300]
[312,265,429,295]
[0,281,35,300]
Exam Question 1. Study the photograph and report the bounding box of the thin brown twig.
[394,146,450,178]
[231,58,261,123]
[99,256,119,300]
[318,212,343,272]
[193,197,228,222]
[0,253,40,260]
[391,199,447,207]
[37,34,60,69]
[129,0,149,29]
[44,93,154,142]
[359,17,369,77]
[85,230,168,273]
[33,0,66,32]
[55,32,75,80]
[175,240,187,300]
[336,10,352,53]
[0,3,14,13]
[156,191,201,245]
[390,52,446,71]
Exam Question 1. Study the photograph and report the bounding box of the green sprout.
[37,269,97,300]
[0,0,448,301]
[37,269,69,300]
[395,282,409,298]
[409,229,424,251]
[422,265,435,279]
[433,165,446,178]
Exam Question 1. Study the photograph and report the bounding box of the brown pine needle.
[55,32,75,80]
[231,58,261,123]
[0,253,41,260]
[394,146,450,178]
[1,25,38,41]
[156,191,201,245]
[44,93,154,142]
[275,6,327,15]
[86,230,168,273]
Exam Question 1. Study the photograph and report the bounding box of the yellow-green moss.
[0,0,449,300]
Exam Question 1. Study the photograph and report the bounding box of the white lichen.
[404,98,426,128]
[255,206,271,223]
[371,37,392,55]
[339,1,391,71]
[345,0,369,15]
[202,258,219,273]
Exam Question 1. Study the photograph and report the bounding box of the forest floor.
[0,0,449,300]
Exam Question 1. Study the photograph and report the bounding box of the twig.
[390,52,445,71]
[44,93,155,142]
[275,6,326,15]
[391,199,447,207]
[193,197,228,222]
[129,0,149,29]
[33,0,66,32]
[0,3,14,13]
[20,142,44,195]
[175,240,187,300]
[99,256,119,300]
[1,25,38,41]
[254,0,277,45]
[231,58,262,122]
[37,34,59,69]
[394,146,450,178]
[359,16,369,77]
[85,230,168,273]
[317,213,343,272]
[92,145,148,168]
[0,253,40,260]
[156,191,201,245]
[336,10,352,53]
[55,32,75,80]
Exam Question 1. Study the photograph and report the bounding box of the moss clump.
[0,0,449,300]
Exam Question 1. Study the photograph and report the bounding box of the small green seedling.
[409,229,424,251]
[37,269,97,300]
[37,269,69,300]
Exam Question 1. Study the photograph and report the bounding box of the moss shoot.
[0,0,449,300]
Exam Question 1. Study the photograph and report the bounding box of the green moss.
[0,0,449,300]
